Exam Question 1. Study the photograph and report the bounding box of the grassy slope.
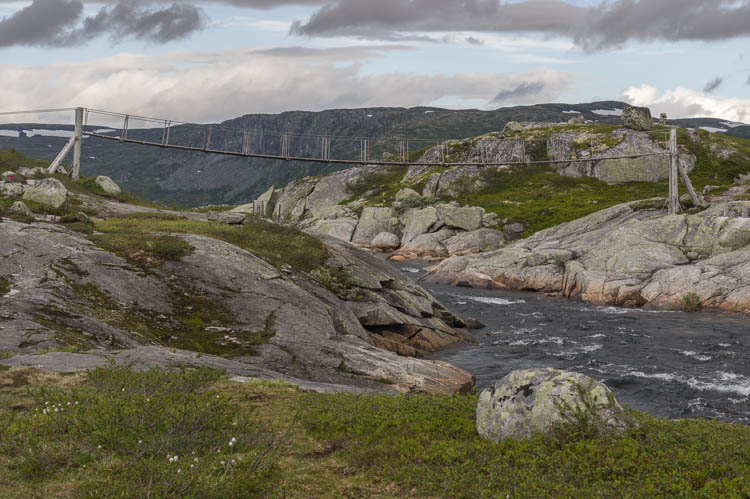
[1,367,748,498]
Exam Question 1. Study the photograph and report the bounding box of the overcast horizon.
[0,0,749,125]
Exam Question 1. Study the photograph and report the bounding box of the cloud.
[703,77,723,93]
[291,0,750,51]
[0,47,573,124]
[747,73,750,85]
[624,84,750,123]
[0,0,206,48]
[492,81,546,103]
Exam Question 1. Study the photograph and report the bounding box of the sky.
[0,0,749,126]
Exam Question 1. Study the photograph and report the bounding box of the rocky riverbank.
[424,199,750,314]
[1,170,474,394]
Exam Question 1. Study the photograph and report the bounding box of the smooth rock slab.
[476,368,628,441]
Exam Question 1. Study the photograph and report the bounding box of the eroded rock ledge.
[425,200,750,314]
[0,220,473,394]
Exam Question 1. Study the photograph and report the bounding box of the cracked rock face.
[427,200,750,313]
[476,368,627,441]
[0,219,473,394]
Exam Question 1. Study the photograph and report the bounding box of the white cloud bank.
[624,84,750,123]
[0,46,573,125]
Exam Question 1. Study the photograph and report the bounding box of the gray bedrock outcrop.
[0,219,473,394]
[425,199,750,313]
[547,128,696,183]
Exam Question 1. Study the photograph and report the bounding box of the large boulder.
[396,230,457,259]
[371,232,401,251]
[23,178,67,210]
[444,229,505,256]
[351,207,401,247]
[476,368,628,441]
[437,204,484,231]
[310,218,358,243]
[94,176,121,196]
[401,206,443,244]
[207,211,246,225]
[621,106,652,131]
[422,173,441,197]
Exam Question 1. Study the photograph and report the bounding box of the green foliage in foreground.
[92,212,329,272]
[0,366,285,498]
[299,392,750,498]
[2,367,750,497]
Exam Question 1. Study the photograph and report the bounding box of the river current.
[394,262,750,424]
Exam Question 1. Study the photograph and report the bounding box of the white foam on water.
[588,334,606,339]
[562,110,581,114]
[719,343,732,348]
[592,108,623,116]
[467,296,525,306]
[93,128,116,134]
[680,350,712,361]
[401,267,421,273]
[0,130,20,138]
[580,344,603,353]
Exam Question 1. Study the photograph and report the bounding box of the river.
[394,262,750,424]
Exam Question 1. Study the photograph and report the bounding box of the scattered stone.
[9,201,31,217]
[567,115,585,125]
[1,182,24,199]
[22,178,67,210]
[621,105,652,131]
[371,232,401,251]
[389,255,407,262]
[679,193,694,208]
[476,368,629,441]
[1,171,18,182]
[502,223,525,239]
[482,212,500,228]
[702,185,721,195]
[94,176,121,195]
[464,318,485,329]
[395,188,421,202]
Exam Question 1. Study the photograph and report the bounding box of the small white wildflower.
[54,408,59,413]
[45,401,49,405]
[138,440,143,444]
[121,388,125,392]
[190,464,194,469]
[228,441,233,447]
[177,468,181,474]
[231,459,236,465]
[98,445,102,450]
[67,402,71,406]
[146,398,150,402]
[75,401,79,405]
[194,458,199,463]
[220,460,225,465]
[231,437,236,443]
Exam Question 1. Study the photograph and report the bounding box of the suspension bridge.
[0,106,694,214]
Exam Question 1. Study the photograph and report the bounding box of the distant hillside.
[0,101,744,206]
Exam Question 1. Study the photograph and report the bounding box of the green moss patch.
[92,213,329,272]
[90,234,194,267]
[343,165,409,204]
